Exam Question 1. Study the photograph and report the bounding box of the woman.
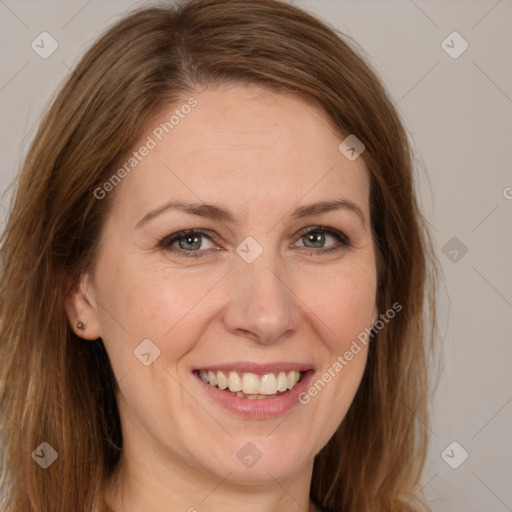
[0,0,438,510]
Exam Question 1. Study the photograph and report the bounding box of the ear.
[63,272,102,340]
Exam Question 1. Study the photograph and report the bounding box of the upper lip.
[193,361,314,375]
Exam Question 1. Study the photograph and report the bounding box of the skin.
[65,84,379,512]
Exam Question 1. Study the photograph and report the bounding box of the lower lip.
[193,370,314,419]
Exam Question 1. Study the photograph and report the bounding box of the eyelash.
[159,226,352,259]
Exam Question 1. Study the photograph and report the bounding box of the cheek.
[94,255,227,361]
[302,258,377,350]
[295,262,375,441]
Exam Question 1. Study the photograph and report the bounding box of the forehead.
[110,85,370,223]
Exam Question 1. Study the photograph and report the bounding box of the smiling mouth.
[195,369,305,400]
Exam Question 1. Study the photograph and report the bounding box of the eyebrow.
[136,198,366,229]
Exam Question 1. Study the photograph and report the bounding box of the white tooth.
[199,370,209,383]
[276,372,288,392]
[287,370,300,390]
[228,371,242,392]
[242,373,260,394]
[260,373,278,395]
[207,371,218,386]
[213,369,302,395]
[286,371,294,389]
[217,371,228,390]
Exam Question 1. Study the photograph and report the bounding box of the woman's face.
[70,85,378,488]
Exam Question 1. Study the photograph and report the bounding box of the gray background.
[1,1,511,510]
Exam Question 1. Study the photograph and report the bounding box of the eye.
[293,226,351,254]
[159,226,351,259]
[160,229,218,258]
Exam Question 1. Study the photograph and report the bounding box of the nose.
[221,248,300,345]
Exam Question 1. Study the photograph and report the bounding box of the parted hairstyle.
[0,1,438,511]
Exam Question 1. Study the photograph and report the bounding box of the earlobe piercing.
[77,321,86,330]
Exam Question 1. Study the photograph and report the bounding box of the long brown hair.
[0,1,438,510]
